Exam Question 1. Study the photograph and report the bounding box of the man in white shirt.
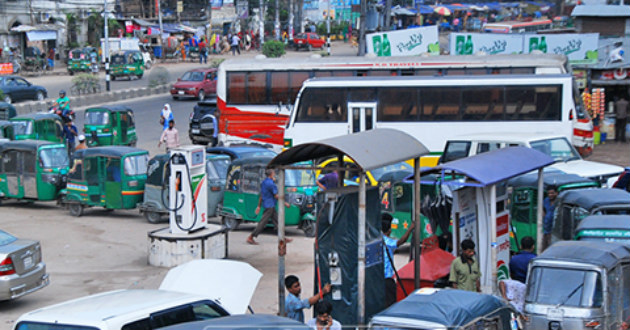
[306,300,341,330]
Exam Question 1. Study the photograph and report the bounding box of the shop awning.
[26,30,57,41]
[592,79,630,85]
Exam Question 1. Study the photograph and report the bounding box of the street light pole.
[104,0,110,92]
[326,0,331,55]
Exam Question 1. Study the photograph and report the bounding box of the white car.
[441,132,624,187]
[13,260,261,330]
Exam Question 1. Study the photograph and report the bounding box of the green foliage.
[317,20,349,36]
[209,58,225,69]
[262,40,285,58]
[148,66,169,87]
[71,73,101,95]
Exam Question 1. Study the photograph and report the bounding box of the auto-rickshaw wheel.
[222,216,241,230]
[68,203,83,217]
[145,211,162,224]
[301,221,316,237]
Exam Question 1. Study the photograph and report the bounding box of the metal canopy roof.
[422,146,554,187]
[268,128,430,171]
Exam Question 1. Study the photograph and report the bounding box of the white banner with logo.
[523,33,599,64]
[366,26,440,57]
[449,33,524,55]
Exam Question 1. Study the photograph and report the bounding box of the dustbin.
[153,46,162,58]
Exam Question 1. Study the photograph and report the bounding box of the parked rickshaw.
[0,121,14,140]
[0,140,68,204]
[0,101,17,120]
[575,215,630,244]
[552,188,630,243]
[525,241,630,330]
[84,106,137,147]
[23,47,46,75]
[370,288,516,330]
[507,169,599,252]
[218,156,317,237]
[67,47,97,75]
[110,50,144,81]
[10,113,64,143]
[139,153,230,223]
[63,146,149,216]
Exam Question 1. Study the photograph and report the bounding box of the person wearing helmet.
[55,90,70,112]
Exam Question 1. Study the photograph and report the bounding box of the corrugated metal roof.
[571,5,630,17]
[268,128,430,171]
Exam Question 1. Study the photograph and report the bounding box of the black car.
[0,75,47,104]
[189,99,218,146]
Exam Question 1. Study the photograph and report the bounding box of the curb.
[13,84,172,115]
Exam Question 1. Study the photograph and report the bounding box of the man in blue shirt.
[63,120,78,155]
[509,236,536,283]
[285,275,331,322]
[247,169,292,245]
[542,185,558,251]
[382,213,415,308]
[317,171,338,191]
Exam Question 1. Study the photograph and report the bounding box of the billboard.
[449,32,524,55]
[524,33,599,64]
[366,26,439,57]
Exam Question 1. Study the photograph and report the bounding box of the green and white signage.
[449,33,524,55]
[524,33,599,64]
[366,26,440,57]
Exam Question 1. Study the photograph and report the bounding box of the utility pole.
[104,0,110,91]
[289,0,294,41]
[275,0,280,40]
[358,0,366,55]
[259,0,264,48]
[384,0,392,30]
[156,0,164,60]
[326,0,331,55]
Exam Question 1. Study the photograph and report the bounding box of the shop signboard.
[524,33,599,64]
[366,26,439,57]
[449,32,524,55]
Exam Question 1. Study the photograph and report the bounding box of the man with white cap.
[75,135,88,151]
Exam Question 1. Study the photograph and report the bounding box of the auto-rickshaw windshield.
[12,120,32,135]
[39,147,69,168]
[112,55,125,65]
[85,111,110,125]
[285,169,316,187]
[530,138,581,162]
[370,162,413,182]
[181,71,205,81]
[207,158,230,179]
[526,267,603,308]
[124,154,149,176]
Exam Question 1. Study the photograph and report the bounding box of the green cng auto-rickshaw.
[0,121,14,140]
[67,47,97,75]
[0,140,68,204]
[64,146,149,216]
[10,113,64,143]
[218,156,318,237]
[0,102,16,120]
[110,51,144,81]
[84,106,137,147]
[139,153,230,223]
[507,169,600,252]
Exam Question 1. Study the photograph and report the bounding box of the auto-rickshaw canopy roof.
[11,112,61,121]
[160,314,310,330]
[0,139,62,152]
[74,146,148,159]
[269,129,429,171]
[558,188,630,210]
[372,288,512,328]
[538,241,630,269]
[508,168,598,189]
[421,146,554,187]
[86,105,134,114]
[576,215,630,231]
[230,155,274,168]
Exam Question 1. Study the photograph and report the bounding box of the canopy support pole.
[357,172,366,325]
[413,158,421,290]
[278,169,286,316]
[490,184,497,295]
[536,168,544,255]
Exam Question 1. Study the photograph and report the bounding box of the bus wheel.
[69,203,83,217]
[301,221,316,237]
[222,216,241,230]
[145,211,162,224]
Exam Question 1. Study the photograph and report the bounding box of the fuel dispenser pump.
[167,146,208,234]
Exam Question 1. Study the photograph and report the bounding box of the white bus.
[284,74,592,166]
[216,54,580,152]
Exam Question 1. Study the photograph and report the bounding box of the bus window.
[313,71,333,77]
[348,88,376,102]
[414,69,440,76]
[462,87,504,121]
[378,87,419,122]
[227,72,246,103]
[289,71,310,103]
[511,68,535,74]
[247,72,267,104]
[270,72,289,103]
[446,68,465,76]
[296,88,347,122]
[332,70,353,77]
[422,88,460,121]
[368,70,392,77]
[465,68,488,75]
[506,87,535,120]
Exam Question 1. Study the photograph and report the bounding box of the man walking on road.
[247,169,292,245]
[231,34,241,55]
[449,239,481,292]
[381,213,415,308]
[615,95,628,142]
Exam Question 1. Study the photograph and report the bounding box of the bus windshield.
[124,154,149,176]
[39,147,69,168]
[526,267,603,308]
[12,120,32,136]
[85,111,110,125]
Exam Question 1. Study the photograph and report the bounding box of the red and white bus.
[483,19,553,33]
[216,54,592,155]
